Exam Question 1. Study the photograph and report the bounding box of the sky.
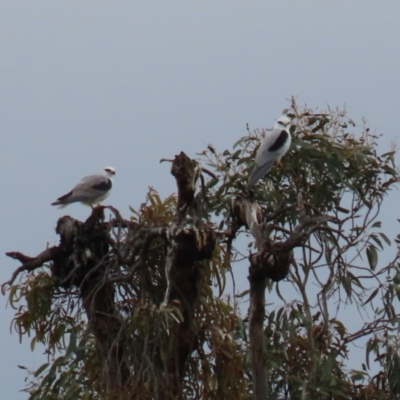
[1,2,400,398]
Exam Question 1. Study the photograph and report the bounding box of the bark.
[170,151,201,209]
[4,208,130,396]
[57,210,130,394]
[237,193,331,400]
[3,247,62,293]
[248,266,269,400]
[165,152,216,397]
[81,280,129,395]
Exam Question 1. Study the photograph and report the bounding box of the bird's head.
[274,116,291,130]
[104,167,116,177]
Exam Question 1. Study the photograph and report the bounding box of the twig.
[201,167,218,180]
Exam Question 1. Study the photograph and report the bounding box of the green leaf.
[351,369,367,382]
[362,287,379,306]
[335,206,350,214]
[30,336,37,352]
[34,362,49,377]
[204,178,219,190]
[379,232,391,246]
[230,149,242,160]
[366,245,378,271]
[370,234,383,250]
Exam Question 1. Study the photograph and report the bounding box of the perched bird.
[51,167,116,208]
[247,116,291,188]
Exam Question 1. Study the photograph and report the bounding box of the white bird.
[51,167,116,208]
[247,116,291,188]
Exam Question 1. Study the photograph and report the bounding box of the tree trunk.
[249,265,269,400]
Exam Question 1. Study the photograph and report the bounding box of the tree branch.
[2,247,61,293]
[165,152,216,395]
[249,269,269,400]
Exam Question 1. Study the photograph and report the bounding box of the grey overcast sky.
[1,2,400,398]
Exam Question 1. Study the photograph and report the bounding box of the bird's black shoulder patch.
[92,179,112,191]
[268,130,289,152]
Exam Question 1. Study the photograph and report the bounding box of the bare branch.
[201,167,218,180]
[2,247,61,293]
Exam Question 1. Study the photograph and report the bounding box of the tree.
[3,100,400,399]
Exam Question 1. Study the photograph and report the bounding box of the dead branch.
[164,152,216,396]
[2,247,62,293]
[170,152,202,209]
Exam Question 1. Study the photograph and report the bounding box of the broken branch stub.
[164,152,216,396]
[170,152,202,209]
[250,240,293,283]
[51,209,109,288]
[164,152,217,393]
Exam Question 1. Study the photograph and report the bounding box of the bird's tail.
[247,160,275,188]
[51,201,68,209]
[51,190,73,208]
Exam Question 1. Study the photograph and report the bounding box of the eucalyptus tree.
[3,101,400,399]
